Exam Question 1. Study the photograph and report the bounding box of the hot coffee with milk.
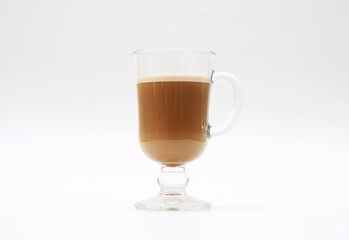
[137,75,211,167]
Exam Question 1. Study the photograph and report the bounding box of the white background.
[0,0,348,239]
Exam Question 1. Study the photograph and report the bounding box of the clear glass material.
[133,49,243,211]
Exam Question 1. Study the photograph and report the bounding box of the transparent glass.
[133,49,243,211]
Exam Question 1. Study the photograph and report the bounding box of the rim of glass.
[132,48,216,55]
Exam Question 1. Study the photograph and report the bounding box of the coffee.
[137,75,211,167]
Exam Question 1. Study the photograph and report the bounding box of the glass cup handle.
[208,72,244,137]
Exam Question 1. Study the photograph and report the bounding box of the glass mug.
[133,49,243,210]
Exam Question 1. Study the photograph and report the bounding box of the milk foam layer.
[137,75,211,84]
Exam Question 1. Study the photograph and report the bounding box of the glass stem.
[157,166,189,196]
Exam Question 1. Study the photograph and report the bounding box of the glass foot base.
[135,194,211,211]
